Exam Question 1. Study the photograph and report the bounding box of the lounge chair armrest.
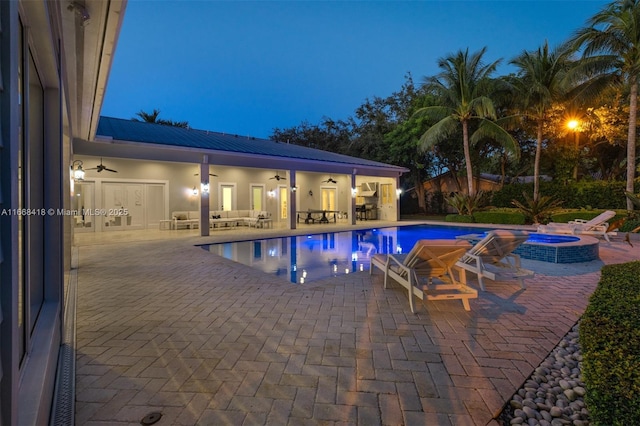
[387,255,412,274]
[569,219,589,224]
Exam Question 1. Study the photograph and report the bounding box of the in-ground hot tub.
[462,233,600,264]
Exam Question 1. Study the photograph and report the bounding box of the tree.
[133,108,161,123]
[132,108,189,128]
[569,0,640,210]
[509,41,575,200]
[415,47,518,196]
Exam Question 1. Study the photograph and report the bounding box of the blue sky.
[101,0,610,139]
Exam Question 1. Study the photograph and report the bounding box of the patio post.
[199,159,210,236]
[351,170,357,225]
[289,170,297,230]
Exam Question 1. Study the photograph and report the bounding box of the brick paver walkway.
[73,228,640,425]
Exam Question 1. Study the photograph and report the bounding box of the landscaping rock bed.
[498,323,590,426]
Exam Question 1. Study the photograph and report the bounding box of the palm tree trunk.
[462,120,474,196]
[534,120,543,201]
[627,76,638,211]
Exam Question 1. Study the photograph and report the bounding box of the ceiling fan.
[269,172,286,181]
[86,158,117,173]
[322,176,337,184]
[194,173,218,177]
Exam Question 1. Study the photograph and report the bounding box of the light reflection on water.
[200,225,579,284]
[200,224,490,284]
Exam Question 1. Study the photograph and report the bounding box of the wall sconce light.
[267,190,276,198]
[396,188,403,198]
[72,160,85,181]
[291,186,297,192]
[201,183,210,194]
[351,187,357,197]
[192,186,199,196]
[308,190,313,196]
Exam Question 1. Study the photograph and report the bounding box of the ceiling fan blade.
[105,168,118,173]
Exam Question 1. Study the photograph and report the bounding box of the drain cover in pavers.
[140,412,162,425]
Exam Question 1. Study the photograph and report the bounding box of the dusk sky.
[101,0,610,139]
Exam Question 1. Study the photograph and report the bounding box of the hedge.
[580,261,640,425]
[473,211,526,225]
[490,181,640,210]
[444,214,475,223]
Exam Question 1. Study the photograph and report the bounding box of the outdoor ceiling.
[60,0,127,141]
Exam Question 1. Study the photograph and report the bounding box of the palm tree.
[133,108,162,123]
[509,41,575,201]
[132,108,189,128]
[415,47,518,196]
[569,0,640,210]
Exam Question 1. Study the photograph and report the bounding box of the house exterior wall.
[73,155,403,228]
[0,1,67,423]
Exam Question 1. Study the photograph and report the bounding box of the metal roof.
[94,116,408,175]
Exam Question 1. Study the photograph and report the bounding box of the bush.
[511,193,563,224]
[580,261,640,425]
[619,219,640,233]
[473,211,526,225]
[444,214,475,223]
[491,181,639,210]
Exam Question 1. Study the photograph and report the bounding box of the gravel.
[498,323,590,426]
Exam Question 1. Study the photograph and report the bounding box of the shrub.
[619,219,640,233]
[473,211,526,225]
[444,214,475,223]
[580,261,640,425]
[445,191,486,216]
[511,193,563,224]
[490,181,639,210]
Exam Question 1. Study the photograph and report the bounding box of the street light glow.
[567,119,579,130]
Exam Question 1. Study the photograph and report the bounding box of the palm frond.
[470,119,520,160]
[625,191,640,208]
[418,116,459,152]
[411,106,450,122]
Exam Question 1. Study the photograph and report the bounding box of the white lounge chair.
[370,239,478,312]
[455,230,534,291]
[537,210,616,242]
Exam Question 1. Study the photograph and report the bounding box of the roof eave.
[74,137,409,177]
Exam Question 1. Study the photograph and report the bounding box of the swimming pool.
[200,224,599,284]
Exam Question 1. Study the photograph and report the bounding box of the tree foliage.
[132,108,189,128]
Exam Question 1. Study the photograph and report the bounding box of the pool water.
[200,224,588,285]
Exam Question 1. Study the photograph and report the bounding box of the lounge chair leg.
[478,275,486,292]
[406,275,415,313]
[461,298,471,311]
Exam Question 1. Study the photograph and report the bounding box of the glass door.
[220,184,236,211]
[279,185,288,220]
[251,185,264,211]
[321,187,336,211]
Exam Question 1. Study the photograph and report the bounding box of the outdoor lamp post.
[567,119,580,180]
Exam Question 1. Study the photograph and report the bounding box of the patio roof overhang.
[73,137,409,178]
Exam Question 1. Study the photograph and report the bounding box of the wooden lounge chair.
[537,210,616,242]
[370,239,478,312]
[455,230,534,291]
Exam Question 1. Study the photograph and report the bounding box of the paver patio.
[72,224,640,425]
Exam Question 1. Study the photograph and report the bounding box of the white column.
[199,158,210,236]
[289,170,297,230]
